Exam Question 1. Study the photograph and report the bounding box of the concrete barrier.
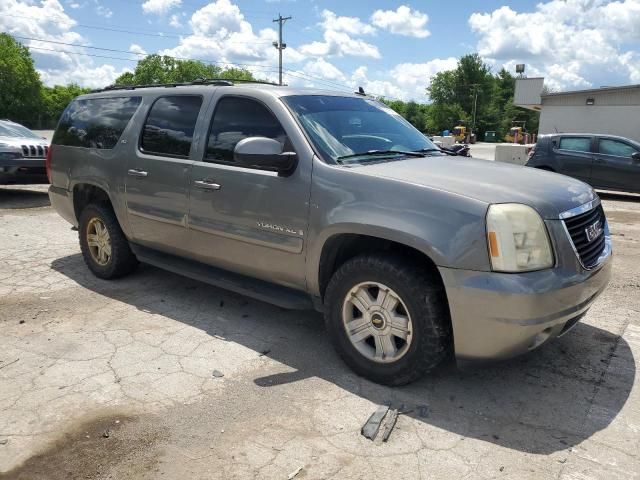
[431,135,455,147]
[494,143,535,165]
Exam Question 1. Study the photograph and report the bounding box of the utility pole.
[470,84,480,136]
[273,14,292,86]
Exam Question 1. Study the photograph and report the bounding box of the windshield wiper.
[413,147,453,156]
[337,150,425,161]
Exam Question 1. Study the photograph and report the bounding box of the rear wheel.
[79,203,137,279]
[324,254,451,386]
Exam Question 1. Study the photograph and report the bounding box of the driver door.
[592,137,640,192]
[187,95,311,289]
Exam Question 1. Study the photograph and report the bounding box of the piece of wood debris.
[287,466,303,479]
[381,408,399,442]
[361,405,389,440]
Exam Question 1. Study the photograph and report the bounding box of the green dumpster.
[484,131,497,143]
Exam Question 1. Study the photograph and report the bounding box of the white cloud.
[299,30,380,59]
[129,43,148,56]
[319,9,376,36]
[169,14,182,28]
[160,0,304,81]
[469,0,640,90]
[0,0,126,88]
[371,5,430,38]
[285,57,458,101]
[299,9,380,59]
[95,3,112,18]
[142,0,181,15]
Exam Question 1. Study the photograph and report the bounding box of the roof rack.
[91,78,279,93]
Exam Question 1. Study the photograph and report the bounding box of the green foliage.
[427,55,539,138]
[0,33,42,127]
[379,99,430,132]
[41,84,91,129]
[113,54,256,85]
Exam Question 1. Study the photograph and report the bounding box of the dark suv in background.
[526,133,640,193]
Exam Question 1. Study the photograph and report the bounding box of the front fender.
[305,160,491,296]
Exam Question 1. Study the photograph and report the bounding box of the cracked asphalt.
[1,184,639,479]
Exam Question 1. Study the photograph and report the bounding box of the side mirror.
[233,137,297,175]
[632,152,640,161]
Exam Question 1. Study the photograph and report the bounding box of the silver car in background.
[47,82,612,385]
[0,120,50,185]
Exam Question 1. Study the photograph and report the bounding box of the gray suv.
[48,81,612,385]
[526,133,640,193]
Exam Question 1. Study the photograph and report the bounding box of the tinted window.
[141,96,203,157]
[206,97,289,163]
[53,97,141,149]
[558,137,591,153]
[599,139,637,157]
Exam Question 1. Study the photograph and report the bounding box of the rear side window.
[206,96,289,163]
[140,95,203,157]
[53,96,141,149]
[558,137,591,153]
[599,139,637,157]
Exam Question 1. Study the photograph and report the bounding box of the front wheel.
[324,254,451,386]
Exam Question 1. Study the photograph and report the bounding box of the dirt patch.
[0,413,164,480]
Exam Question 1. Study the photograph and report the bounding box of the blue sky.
[2,0,639,101]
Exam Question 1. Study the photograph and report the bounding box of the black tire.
[324,254,451,386]
[79,203,138,279]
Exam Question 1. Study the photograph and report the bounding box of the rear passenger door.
[553,136,594,183]
[592,137,640,192]
[187,95,311,289]
[125,95,205,254]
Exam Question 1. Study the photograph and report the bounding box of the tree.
[41,84,91,129]
[114,54,256,85]
[427,54,540,139]
[0,33,42,127]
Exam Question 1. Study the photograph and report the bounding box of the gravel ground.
[0,184,639,480]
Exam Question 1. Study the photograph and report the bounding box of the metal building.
[514,79,640,143]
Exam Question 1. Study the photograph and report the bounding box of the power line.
[0,13,273,43]
[14,35,282,71]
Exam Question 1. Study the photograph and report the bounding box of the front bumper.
[0,156,47,184]
[439,225,612,361]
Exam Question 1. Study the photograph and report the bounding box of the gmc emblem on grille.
[585,221,603,242]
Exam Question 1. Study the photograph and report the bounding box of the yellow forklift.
[506,121,527,144]
[452,121,476,144]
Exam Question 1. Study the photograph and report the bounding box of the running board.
[130,244,314,310]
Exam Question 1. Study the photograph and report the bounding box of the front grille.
[19,145,46,158]
[563,205,606,268]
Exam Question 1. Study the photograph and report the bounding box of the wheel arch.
[71,180,130,237]
[313,228,445,301]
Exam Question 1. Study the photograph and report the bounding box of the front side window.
[206,96,289,163]
[53,96,141,149]
[141,95,203,157]
[599,139,638,157]
[281,95,438,163]
[558,137,591,153]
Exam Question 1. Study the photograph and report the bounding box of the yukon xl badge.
[257,221,304,237]
[585,221,603,242]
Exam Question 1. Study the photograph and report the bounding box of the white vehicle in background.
[0,120,50,185]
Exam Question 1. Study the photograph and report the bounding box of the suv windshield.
[282,95,439,163]
[0,121,41,139]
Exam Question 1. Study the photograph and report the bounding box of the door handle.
[194,179,221,191]
[594,158,606,164]
[128,168,148,177]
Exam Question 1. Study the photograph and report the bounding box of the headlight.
[0,151,21,160]
[486,203,554,272]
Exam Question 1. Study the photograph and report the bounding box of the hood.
[0,135,48,147]
[355,156,596,219]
